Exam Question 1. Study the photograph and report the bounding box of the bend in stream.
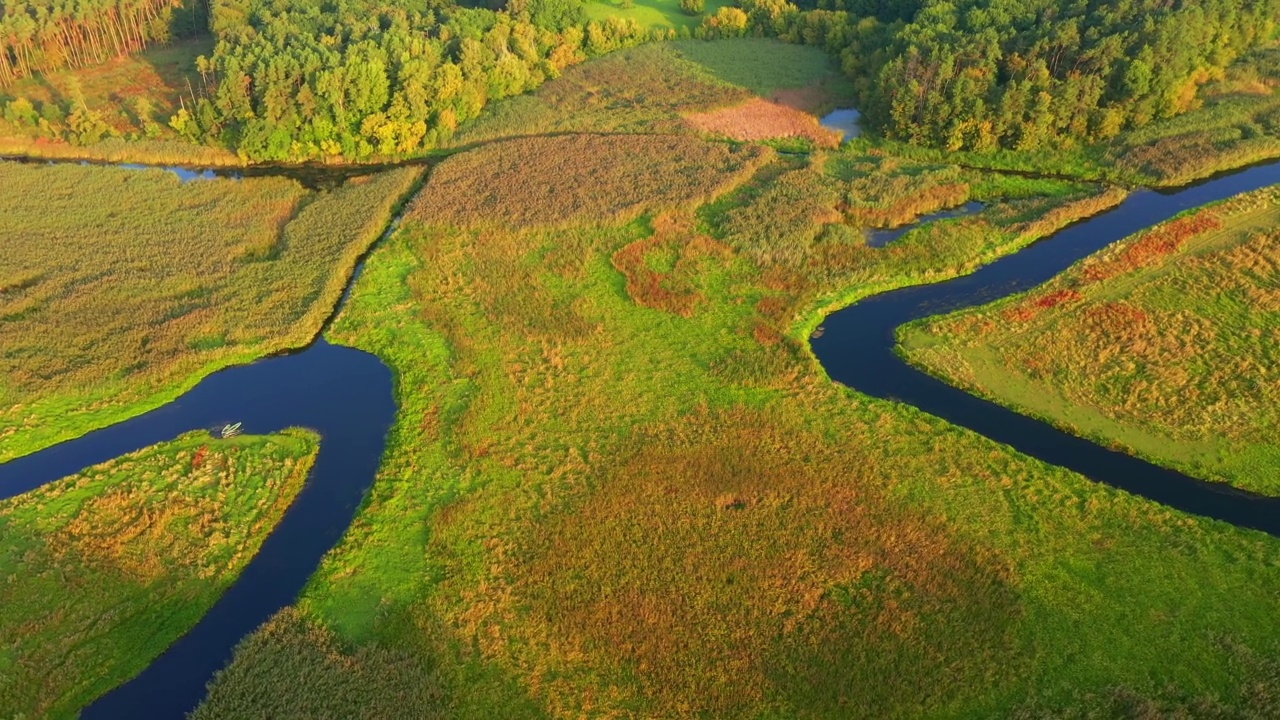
[4,155,1280,718]
[811,159,1280,537]
[0,163,414,717]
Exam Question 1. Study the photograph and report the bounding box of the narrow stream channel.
[812,159,1280,537]
[2,156,1280,717]
[0,158,404,718]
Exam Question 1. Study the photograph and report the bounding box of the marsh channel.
[1,154,1279,716]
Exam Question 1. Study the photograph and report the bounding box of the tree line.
[5,0,1278,158]
[0,0,208,87]
[741,0,1280,151]
[167,0,657,160]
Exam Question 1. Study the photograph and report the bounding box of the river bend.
[812,159,1280,537]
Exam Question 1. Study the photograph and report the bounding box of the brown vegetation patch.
[611,213,731,316]
[684,98,841,148]
[410,134,771,229]
[1003,289,1083,322]
[1083,211,1223,282]
[770,86,828,113]
[520,410,1019,717]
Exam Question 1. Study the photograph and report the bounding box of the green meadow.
[1,32,1279,720]
[189,42,1280,718]
[583,0,732,33]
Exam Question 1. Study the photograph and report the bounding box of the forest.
[4,0,1275,159]
[0,0,208,86]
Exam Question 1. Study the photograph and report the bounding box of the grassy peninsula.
[0,431,318,718]
[902,186,1280,496]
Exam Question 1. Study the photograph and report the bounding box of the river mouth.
[811,159,1280,537]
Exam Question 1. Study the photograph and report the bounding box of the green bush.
[679,0,705,15]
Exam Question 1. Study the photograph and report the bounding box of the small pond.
[819,108,862,141]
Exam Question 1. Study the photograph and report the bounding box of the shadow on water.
[0,155,429,190]
[811,159,1280,537]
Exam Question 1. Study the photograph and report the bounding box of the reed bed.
[0,163,422,461]
[409,134,769,229]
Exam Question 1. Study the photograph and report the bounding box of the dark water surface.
[812,159,1280,536]
[0,155,424,190]
[0,341,396,718]
[819,108,862,140]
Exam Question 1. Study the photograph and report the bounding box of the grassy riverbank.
[194,49,1280,716]
[0,162,422,462]
[901,186,1280,496]
[0,430,318,719]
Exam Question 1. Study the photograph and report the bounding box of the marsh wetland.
[4,9,1280,719]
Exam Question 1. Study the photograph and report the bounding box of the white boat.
[220,422,243,439]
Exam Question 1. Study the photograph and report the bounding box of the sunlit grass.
[582,0,731,33]
[0,38,238,165]
[0,430,317,718]
[201,124,1280,717]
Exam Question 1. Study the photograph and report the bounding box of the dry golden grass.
[0,431,317,719]
[684,97,842,147]
[409,134,770,229]
[0,163,422,461]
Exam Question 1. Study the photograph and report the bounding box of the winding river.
[812,159,1280,536]
[1,156,1279,717]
